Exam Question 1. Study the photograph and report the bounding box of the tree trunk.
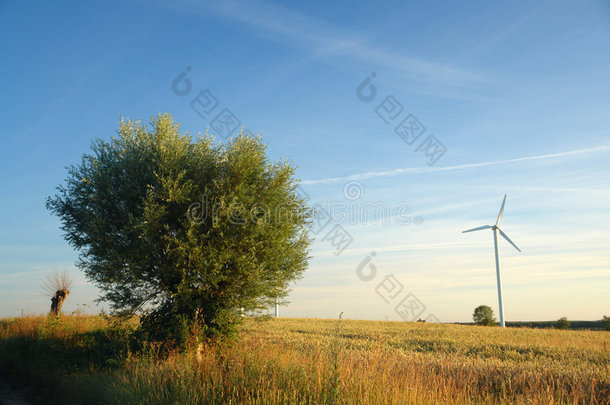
[50,289,68,316]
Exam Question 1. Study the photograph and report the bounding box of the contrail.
[302,144,610,185]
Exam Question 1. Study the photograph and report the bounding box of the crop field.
[0,315,608,404]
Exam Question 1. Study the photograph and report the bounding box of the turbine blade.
[498,228,521,252]
[462,225,492,233]
[496,194,507,226]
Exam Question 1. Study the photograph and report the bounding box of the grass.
[0,315,608,404]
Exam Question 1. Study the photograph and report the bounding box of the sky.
[1,0,609,322]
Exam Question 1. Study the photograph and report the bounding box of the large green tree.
[47,114,312,343]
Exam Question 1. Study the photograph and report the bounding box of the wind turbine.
[463,195,521,327]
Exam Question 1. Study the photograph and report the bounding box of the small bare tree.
[41,270,73,316]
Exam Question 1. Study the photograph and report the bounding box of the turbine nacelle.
[462,195,520,252]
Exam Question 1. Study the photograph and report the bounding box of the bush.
[556,317,570,330]
[473,305,496,326]
[601,315,609,331]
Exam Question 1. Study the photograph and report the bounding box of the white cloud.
[176,0,485,87]
[302,144,610,184]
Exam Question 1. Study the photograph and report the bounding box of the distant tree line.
[470,306,609,330]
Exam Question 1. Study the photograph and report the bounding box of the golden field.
[0,315,608,404]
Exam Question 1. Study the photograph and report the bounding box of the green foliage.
[556,317,571,330]
[602,315,610,331]
[473,305,497,326]
[253,314,274,322]
[46,114,312,345]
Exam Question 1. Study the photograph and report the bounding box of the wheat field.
[0,315,608,404]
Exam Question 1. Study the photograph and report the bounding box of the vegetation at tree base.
[472,305,496,326]
[556,316,571,330]
[0,315,608,404]
[46,114,312,346]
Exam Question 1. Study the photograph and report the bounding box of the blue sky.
[1,0,609,321]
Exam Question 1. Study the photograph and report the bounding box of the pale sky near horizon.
[1,0,609,321]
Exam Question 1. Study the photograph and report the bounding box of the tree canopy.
[473,305,496,326]
[47,114,312,343]
[603,315,610,331]
[556,317,570,330]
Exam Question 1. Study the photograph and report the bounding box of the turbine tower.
[463,195,521,327]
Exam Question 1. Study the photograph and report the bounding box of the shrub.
[556,317,570,330]
[473,305,496,326]
[601,315,609,331]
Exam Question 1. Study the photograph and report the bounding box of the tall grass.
[0,315,608,404]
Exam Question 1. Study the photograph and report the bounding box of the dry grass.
[0,315,608,404]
